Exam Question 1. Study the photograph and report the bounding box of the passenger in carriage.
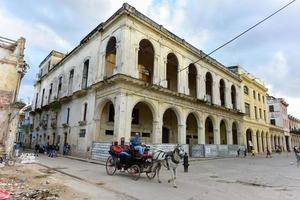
[130,133,145,157]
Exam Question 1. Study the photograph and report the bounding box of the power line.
[121,0,296,97]
[179,0,296,73]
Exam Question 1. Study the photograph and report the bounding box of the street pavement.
[36,153,300,200]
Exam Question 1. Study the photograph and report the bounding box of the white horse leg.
[173,168,177,180]
[157,163,162,183]
[169,168,177,188]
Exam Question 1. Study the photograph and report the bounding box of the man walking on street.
[266,148,272,158]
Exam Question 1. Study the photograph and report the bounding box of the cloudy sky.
[1,0,299,117]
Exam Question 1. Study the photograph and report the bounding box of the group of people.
[236,147,272,158]
[33,143,71,157]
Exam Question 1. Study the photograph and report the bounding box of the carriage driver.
[130,133,145,156]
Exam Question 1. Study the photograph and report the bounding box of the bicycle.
[0,153,15,166]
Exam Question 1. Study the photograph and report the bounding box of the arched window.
[188,64,197,98]
[205,72,213,103]
[82,59,89,89]
[219,79,225,106]
[166,53,178,92]
[105,37,116,78]
[138,39,154,84]
[231,85,236,109]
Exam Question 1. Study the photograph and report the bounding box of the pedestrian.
[266,148,272,158]
[244,148,247,158]
[236,148,240,157]
[251,148,255,157]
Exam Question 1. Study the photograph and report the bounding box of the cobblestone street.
[31,153,300,200]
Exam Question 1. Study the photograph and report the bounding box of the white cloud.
[0,5,72,52]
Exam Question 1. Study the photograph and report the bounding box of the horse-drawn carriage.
[105,144,157,180]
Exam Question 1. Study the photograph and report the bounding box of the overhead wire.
[111,0,296,97]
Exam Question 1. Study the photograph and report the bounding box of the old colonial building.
[0,36,26,154]
[267,95,290,151]
[288,115,300,148]
[228,66,269,153]
[31,4,245,157]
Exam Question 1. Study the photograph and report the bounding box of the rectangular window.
[254,106,257,119]
[108,104,114,122]
[132,108,139,124]
[48,83,53,103]
[66,108,70,124]
[245,103,250,117]
[262,96,265,103]
[258,93,261,101]
[58,76,62,96]
[259,108,262,119]
[83,103,88,121]
[264,110,266,121]
[244,86,249,95]
[269,105,274,112]
[47,61,51,72]
[35,93,39,109]
[82,60,89,89]
[79,129,86,137]
[41,88,45,107]
[270,119,276,125]
[253,91,256,99]
[105,130,114,135]
[68,69,74,94]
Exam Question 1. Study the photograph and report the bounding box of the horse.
[151,144,185,188]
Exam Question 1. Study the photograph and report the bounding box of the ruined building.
[0,36,26,154]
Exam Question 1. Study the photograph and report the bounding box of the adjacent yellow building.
[228,66,269,153]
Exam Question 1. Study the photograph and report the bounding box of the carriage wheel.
[128,164,140,181]
[7,159,15,166]
[146,170,156,180]
[106,156,116,175]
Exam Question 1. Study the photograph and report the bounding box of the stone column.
[283,136,287,151]
[252,132,258,153]
[214,128,220,144]
[227,128,233,145]
[152,120,162,144]
[114,94,130,142]
[258,133,263,153]
[225,84,231,109]
[263,134,267,152]
[212,78,220,105]
[153,54,160,85]
[178,124,186,144]
[198,125,205,144]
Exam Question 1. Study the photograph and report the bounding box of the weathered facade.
[289,115,300,148]
[31,3,245,157]
[0,36,26,154]
[228,66,270,153]
[267,95,290,151]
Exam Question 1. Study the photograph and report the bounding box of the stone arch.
[186,112,199,145]
[138,39,154,84]
[162,107,180,144]
[166,53,178,92]
[130,98,158,121]
[256,130,260,153]
[205,72,213,103]
[105,36,117,78]
[130,101,155,143]
[205,116,215,144]
[232,121,238,145]
[246,128,253,152]
[188,64,197,98]
[231,84,237,109]
[220,119,227,144]
[219,79,226,107]
[95,98,115,142]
